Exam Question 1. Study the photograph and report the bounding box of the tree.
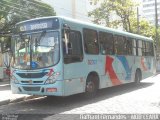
[88,0,159,45]
[0,0,56,35]
[130,17,155,37]
[0,0,56,52]
[88,0,138,32]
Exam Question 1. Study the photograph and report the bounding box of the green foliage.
[130,17,154,37]
[0,0,56,51]
[0,0,56,34]
[88,0,159,46]
[89,0,138,32]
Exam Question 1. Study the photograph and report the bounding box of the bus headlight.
[45,75,56,84]
[11,75,19,84]
[45,72,60,84]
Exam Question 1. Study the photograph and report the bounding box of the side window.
[83,28,99,54]
[126,38,133,55]
[63,30,83,64]
[99,31,114,55]
[138,40,142,56]
[144,42,154,56]
[133,39,137,56]
[142,41,146,56]
[114,35,126,55]
[149,43,154,56]
[146,42,149,56]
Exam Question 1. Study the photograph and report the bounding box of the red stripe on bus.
[105,56,122,85]
[141,57,147,71]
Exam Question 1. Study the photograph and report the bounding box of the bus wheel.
[134,70,142,84]
[84,75,98,98]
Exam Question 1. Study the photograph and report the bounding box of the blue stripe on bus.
[117,56,132,80]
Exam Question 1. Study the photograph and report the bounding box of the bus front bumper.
[11,81,64,96]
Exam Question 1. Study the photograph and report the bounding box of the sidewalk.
[0,80,37,106]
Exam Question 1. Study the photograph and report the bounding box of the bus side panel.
[99,55,117,89]
[114,55,135,84]
[140,56,156,79]
[63,62,86,96]
[63,54,105,96]
[133,56,156,81]
[100,55,136,88]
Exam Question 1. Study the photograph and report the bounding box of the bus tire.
[134,69,142,84]
[84,74,98,98]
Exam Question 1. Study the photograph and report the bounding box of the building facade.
[41,0,94,22]
[141,0,160,25]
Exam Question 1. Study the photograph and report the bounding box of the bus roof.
[16,16,153,42]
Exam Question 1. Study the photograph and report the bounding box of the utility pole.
[137,7,140,34]
[155,0,158,54]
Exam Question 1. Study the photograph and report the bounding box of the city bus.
[10,16,156,97]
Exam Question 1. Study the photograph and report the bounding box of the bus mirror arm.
[63,24,70,33]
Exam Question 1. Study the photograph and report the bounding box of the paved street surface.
[0,81,30,105]
[0,74,160,119]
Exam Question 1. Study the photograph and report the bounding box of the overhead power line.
[5,0,90,20]
[2,0,54,16]
[0,7,33,19]
[25,0,55,11]
[0,2,43,17]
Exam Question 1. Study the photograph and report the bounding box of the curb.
[0,78,10,82]
[0,95,40,106]
[0,100,10,106]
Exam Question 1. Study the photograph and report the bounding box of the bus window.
[143,42,154,56]
[99,31,114,55]
[138,40,142,56]
[149,43,154,56]
[126,38,133,55]
[114,35,126,55]
[83,28,99,54]
[63,30,83,64]
[142,41,146,56]
[133,39,137,56]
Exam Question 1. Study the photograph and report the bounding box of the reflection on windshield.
[11,31,59,69]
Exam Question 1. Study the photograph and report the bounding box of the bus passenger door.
[63,29,85,96]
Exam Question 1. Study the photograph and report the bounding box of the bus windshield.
[11,31,60,69]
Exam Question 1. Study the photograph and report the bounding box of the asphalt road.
[0,74,160,120]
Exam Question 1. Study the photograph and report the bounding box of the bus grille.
[23,87,40,91]
[21,81,43,84]
[16,72,48,78]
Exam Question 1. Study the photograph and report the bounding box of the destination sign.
[16,18,59,32]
